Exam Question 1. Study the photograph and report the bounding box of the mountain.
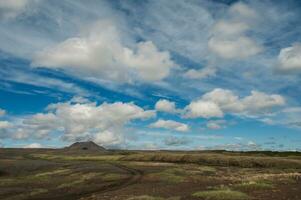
[66,141,106,151]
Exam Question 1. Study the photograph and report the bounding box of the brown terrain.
[0,142,300,200]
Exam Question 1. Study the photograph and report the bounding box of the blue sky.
[0,0,301,150]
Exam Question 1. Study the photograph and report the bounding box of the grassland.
[0,148,300,200]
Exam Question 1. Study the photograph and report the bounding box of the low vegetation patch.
[29,188,48,196]
[121,152,301,169]
[127,196,164,200]
[127,195,180,200]
[57,172,105,188]
[192,189,249,200]
[189,166,216,175]
[35,169,71,177]
[233,181,274,190]
[57,179,84,188]
[31,154,123,161]
[101,173,127,181]
[147,168,187,183]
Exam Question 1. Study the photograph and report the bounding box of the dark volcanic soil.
[0,148,300,200]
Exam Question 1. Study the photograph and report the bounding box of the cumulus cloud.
[24,143,42,148]
[184,67,216,80]
[32,20,175,83]
[241,91,285,114]
[184,100,223,119]
[201,88,242,113]
[94,130,123,146]
[184,88,285,119]
[208,3,262,59]
[155,99,178,113]
[278,43,301,73]
[2,98,155,147]
[149,119,189,132]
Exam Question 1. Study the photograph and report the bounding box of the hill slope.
[66,141,106,152]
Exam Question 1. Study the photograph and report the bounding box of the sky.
[0,0,301,151]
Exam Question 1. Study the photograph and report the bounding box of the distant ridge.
[66,141,106,151]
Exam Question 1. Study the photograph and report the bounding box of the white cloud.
[0,108,5,117]
[234,137,243,141]
[184,88,285,119]
[0,120,12,139]
[24,143,42,148]
[184,67,216,80]
[278,43,301,73]
[209,36,262,59]
[184,100,223,119]
[259,106,301,128]
[0,0,30,19]
[206,120,226,130]
[155,99,178,113]
[1,69,91,97]
[32,20,175,83]
[47,99,155,144]
[0,121,11,129]
[229,2,257,19]
[202,88,242,113]
[282,107,301,113]
[2,98,155,147]
[208,3,262,59]
[212,21,249,36]
[150,119,189,132]
[241,90,285,114]
[260,118,275,125]
[94,130,123,146]
[122,0,214,63]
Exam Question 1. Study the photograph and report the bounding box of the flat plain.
[0,148,300,200]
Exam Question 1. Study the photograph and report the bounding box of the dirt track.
[13,157,144,200]
[80,163,144,200]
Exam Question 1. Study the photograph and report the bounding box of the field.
[0,148,301,200]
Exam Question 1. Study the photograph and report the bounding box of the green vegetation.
[31,154,123,161]
[127,195,164,200]
[57,179,85,188]
[31,151,301,169]
[1,148,300,200]
[193,189,249,200]
[195,166,216,175]
[127,196,180,200]
[29,188,48,196]
[35,169,71,177]
[147,168,187,183]
[233,181,274,190]
[102,173,127,181]
[58,172,104,188]
[121,152,301,168]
